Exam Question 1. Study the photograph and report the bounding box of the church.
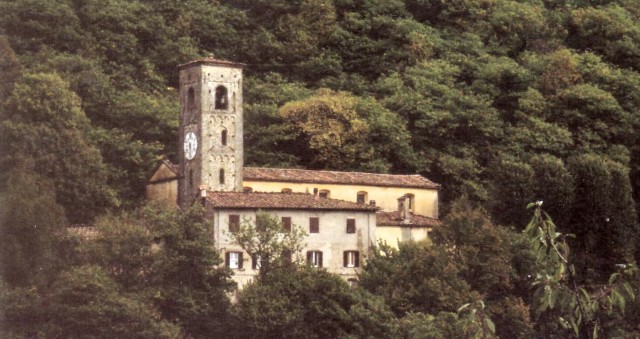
[147,57,441,286]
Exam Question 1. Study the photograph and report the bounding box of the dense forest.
[1,0,640,337]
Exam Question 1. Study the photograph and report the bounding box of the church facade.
[147,57,440,286]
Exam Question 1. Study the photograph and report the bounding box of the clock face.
[184,132,197,160]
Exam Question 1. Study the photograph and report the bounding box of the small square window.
[343,251,360,268]
[229,215,240,233]
[226,251,243,269]
[357,192,367,204]
[346,218,356,234]
[309,217,319,233]
[307,251,323,268]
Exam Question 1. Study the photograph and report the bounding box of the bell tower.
[177,57,245,207]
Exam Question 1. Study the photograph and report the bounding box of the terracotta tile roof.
[244,167,439,189]
[165,160,179,174]
[376,211,441,227]
[206,191,378,211]
[178,57,246,69]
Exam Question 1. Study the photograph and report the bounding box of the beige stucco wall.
[244,180,439,218]
[209,208,375,288]
[376,226,431,248]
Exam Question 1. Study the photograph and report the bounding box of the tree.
[280,88,415,173]
[524,202,636,338]
[567,154,639,282]
[360,240,481,316]
[146,205,236,338]
[227,211,307,280]
[46,265,181,338]
[0,35,21,106]
[73,204,235,338]
[233,265,399,338]
[0,72,118,223]
[0,161,67,286]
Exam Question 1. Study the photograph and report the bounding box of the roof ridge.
[245,166,421,177]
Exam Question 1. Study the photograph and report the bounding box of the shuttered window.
[282,217,292,232]
[225,251,243,269]
[307,251,323,268]
[346,218,356,234]
[343,251,360,268]
[229,215,240,233]
[252,254,262,270]
[309,217,319,233]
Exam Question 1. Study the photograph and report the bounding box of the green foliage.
[74,205,235,337]
[0,162,67,286]
[280,88,415,172]
[524,203,637,338]
[0,266,181,338]
[360,240,480,316]
[567,154,639,282]
[143,205,235,338]
[233,265,399,338]
[0,72,118,223]
[227,211,307,280]
[1,0,640,334]
[0,35,21,105]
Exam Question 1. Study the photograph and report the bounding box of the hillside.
[1,0,640,337]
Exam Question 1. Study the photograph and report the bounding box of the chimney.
[403,196,411,224]
[398,197,406,220]
[199,185,208,206]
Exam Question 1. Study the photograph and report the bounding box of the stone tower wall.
[178,61,244,207]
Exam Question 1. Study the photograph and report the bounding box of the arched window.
[189,169,193,189]
[243,187,253,193]
[281,188,292,193]
[219,169,225,184]
[221,129,228,146]
[187,87,196,111]
[319,189,330,198]
[215,86,228,110]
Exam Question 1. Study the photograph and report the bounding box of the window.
[281,217,292,232]
[187,87,195,111]
[226,251,243,269]
[357,191,367,204]
[282,250,292,264]
[188,169,193,189]
[252,254,263,270]
[256,217,266,232]
[229,214,240,233]
[343,251,360,268]
[243,187,253,193]
[281,188,292,193]
[319,189,330,198]
[346,218,356,234]
[215,86,228,110]
[309,217,319,233]
[307,251,323,268]
[221,129,227,146]
[219,169,225,184]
